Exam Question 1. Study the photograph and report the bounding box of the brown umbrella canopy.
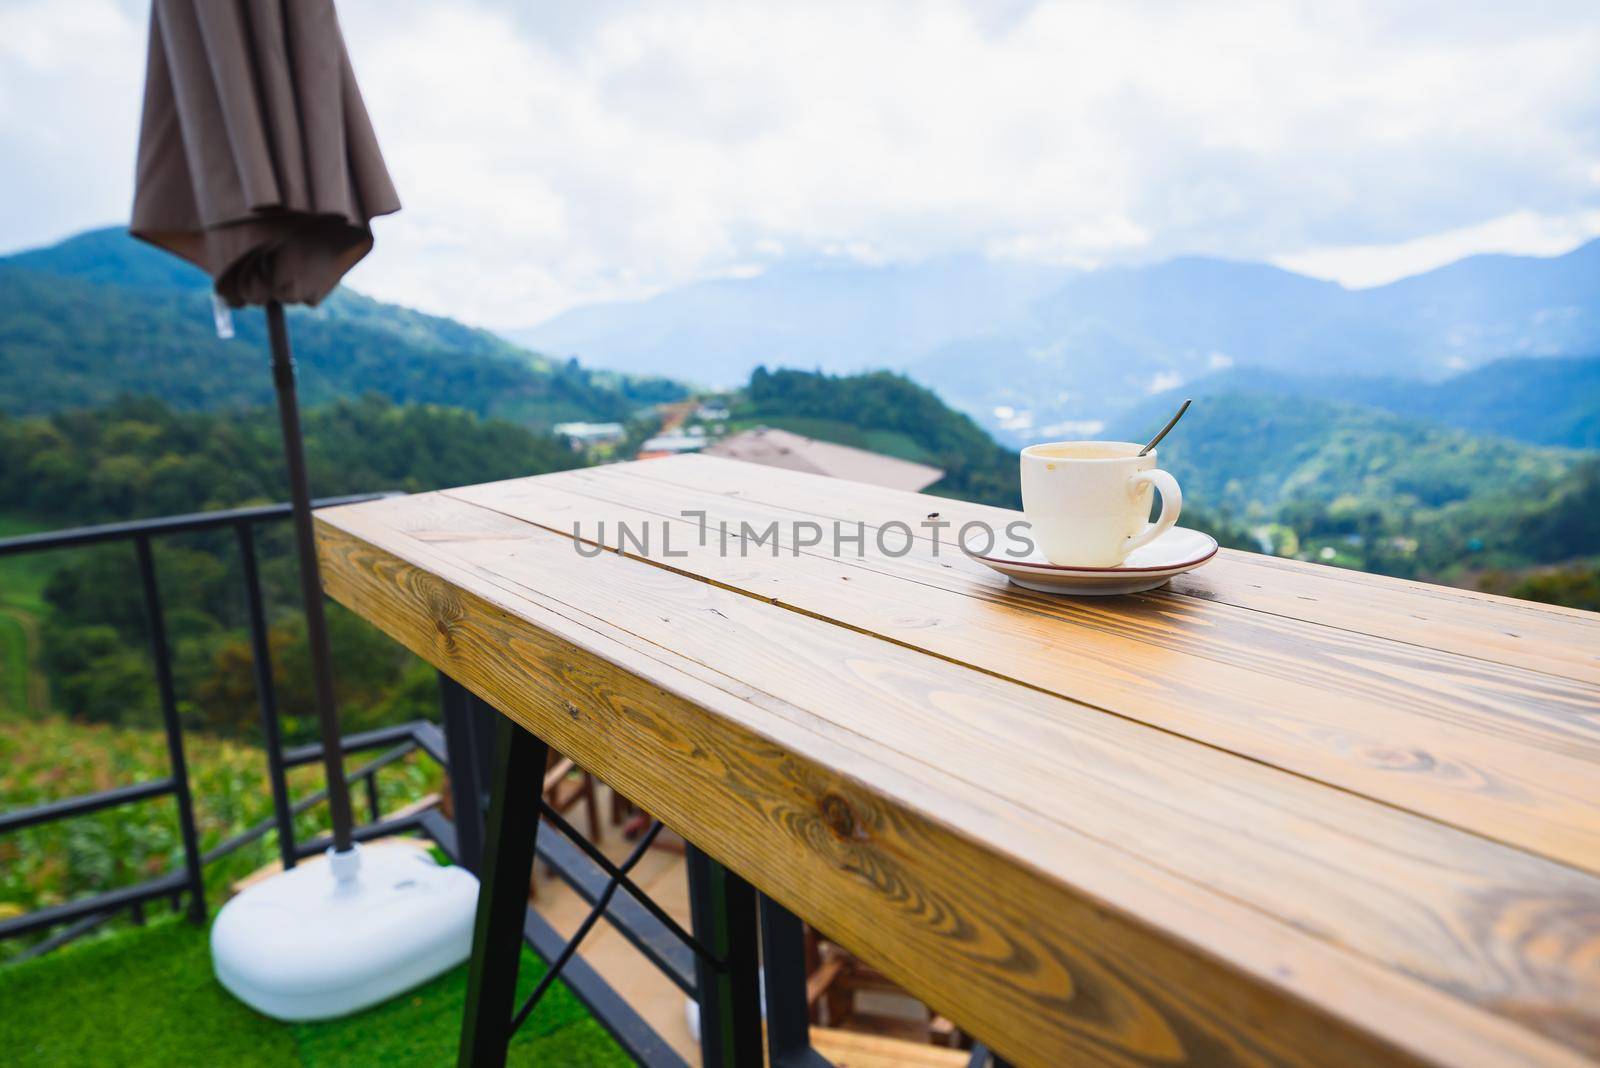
[129,0,402,857]
[131,0,399,306]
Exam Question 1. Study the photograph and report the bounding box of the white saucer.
[962,526,1218,596]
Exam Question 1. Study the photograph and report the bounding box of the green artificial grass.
[0,915,633,1067]
[0,916,295,1067]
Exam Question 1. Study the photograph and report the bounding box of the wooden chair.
[806,929,964,1049]
[443,749,603,899]
[611,793,686,855]
[527,750,604,898]
[542,750,601,842]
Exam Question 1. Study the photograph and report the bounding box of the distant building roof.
[704,427,943,492]
[553,421,625,442]
[637,434,706,455]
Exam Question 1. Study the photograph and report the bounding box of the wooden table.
[314,455,1600,1068]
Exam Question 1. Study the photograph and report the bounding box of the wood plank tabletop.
[314,454,1600,1068]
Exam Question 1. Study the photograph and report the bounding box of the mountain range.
[0,228,680,427]
[1118,356,1600,452]
[15,227,1598,457]
[3,225,1595,603]
[506,256,1069,389]
[511,240,1600,444]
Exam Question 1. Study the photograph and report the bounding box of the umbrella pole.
[266,300,355,854]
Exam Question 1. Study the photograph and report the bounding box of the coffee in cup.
[1020,441,1182,567]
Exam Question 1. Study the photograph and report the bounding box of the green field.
[0,717,446,955]
[0,516,55,719]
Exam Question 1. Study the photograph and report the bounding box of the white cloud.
[1040,419,1105,438]
[1146,371,1184,394]
[0,0,144,244]
[0,0,1597,328]
[1272,208,1600,288]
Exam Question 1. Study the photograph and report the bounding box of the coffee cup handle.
[1124,470,1182,556]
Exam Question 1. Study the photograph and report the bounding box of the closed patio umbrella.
[131,0,398,855]
[130,0,477,1021]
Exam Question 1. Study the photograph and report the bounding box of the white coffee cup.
[1020,441,1182,567]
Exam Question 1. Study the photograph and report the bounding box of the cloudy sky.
[2,0,1597,328]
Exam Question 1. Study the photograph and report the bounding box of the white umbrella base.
[211,844,479,1021]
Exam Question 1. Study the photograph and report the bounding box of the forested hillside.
[1112,391,1596,591]
[1145,356,1600,450]
[722,367,1255,548]
[741,366,1022,508]
[0,396,580,735]
[0,228,683,426]
[1115,392,1572,518]
[0,394,578,522]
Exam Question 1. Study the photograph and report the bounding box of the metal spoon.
[1138,398,1191,456]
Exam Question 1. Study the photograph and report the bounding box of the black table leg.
[458,712,548,1068]
[759,894,832,1068]
[439,675,485,874]
[687,844,763,1067]
[968,1046,1014,1068]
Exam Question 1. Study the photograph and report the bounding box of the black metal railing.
[0,494,391,947]
[0,499,710,1063]
[0,501,1007,1068]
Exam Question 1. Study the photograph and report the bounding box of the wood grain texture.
[533,463,1600,759]
[623,454,1600,685]
[315,492,1600,1066]
[526,463,1600,753]
[444,468,1600,873]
